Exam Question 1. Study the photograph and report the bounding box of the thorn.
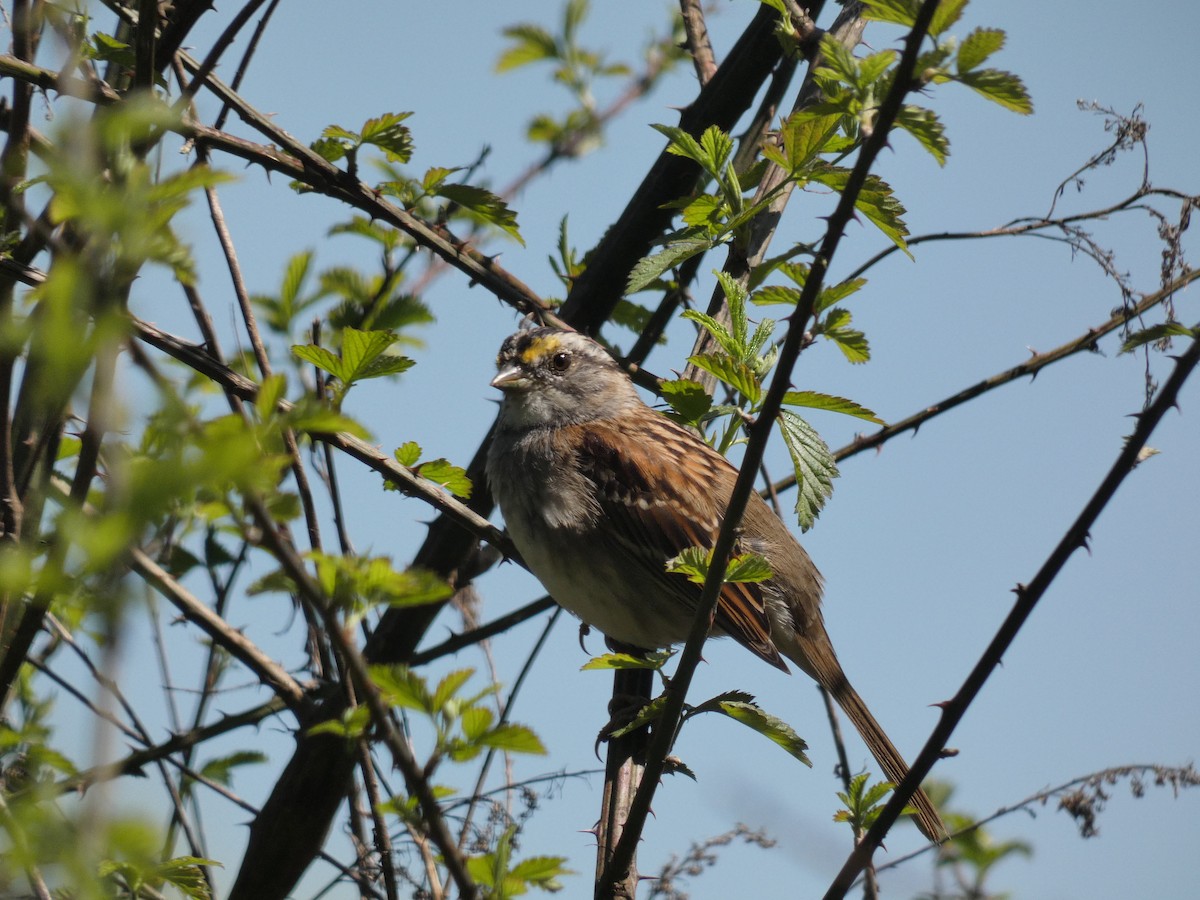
[931,699,952,710]
[939,747,960,758]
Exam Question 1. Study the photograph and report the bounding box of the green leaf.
[820,307,871,363]
[859,0,918,27]
[434,183,524,245]
[360,112,414,163]
[369,665,433,713]
[712,698,811,765]
[478,722,547,755]
[929,0,968,36]
[626,237,714,293]
[508,855,574,889]
[156,856,224,900]
[777,410,839,532]
[957,68,1034,114]
[414,458,473,498]
[291,344,344,380]
[752,284,802,307]
[682,308,738,358]
[957,27,1007,73]
[782,391,884,424]
[308,705,371,739]
[777,110,841,171]
[460,706,494,742]
[581,650,673,671]
[686,353,762,404]
[496,24,559,71]
[394,441,421,467]
[432,668,475,712]
[658,378,713,424]
[815,276,868,314]
[809,165,910,254]
[199,750,267,787]
[724,552,773,583]
[652,124,714,174]
[895,105,949,166]
[1120,322,1196,353]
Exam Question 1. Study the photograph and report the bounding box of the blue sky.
[53,1,1200,897]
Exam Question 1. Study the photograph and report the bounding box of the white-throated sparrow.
[485,326,945,841]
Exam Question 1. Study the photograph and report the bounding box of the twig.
[680,0,717,84]
[822,325,1200,895]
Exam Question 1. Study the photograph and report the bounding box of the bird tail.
[779,635,947,842]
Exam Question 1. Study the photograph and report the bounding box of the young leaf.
[626,238,714,293]
[581,650,674,671]
[820,308,871,364]
[478,722,547,755]
[394,441,421,466]
[895,105,949,166]
[958,68,1034,114]
[1120,321,1195,353]
[777,410,839,531]
[782,391,884,425]
[929,0,968,36]
[360,112,414,163]
[957,27,1007,73]
[658,378,713,424]
[686,353,762,404]
[434,183,524,245]
[711,698,811,765]
[414,458,472,498]
[859,0,918,27]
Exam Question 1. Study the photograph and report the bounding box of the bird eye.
[549,350,571,373]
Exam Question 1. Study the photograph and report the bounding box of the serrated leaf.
[821,308,871,364]
[199,751,267,787]
[460,706,494,742]
[369,665,432,713]
[725,552,773,583]
[156,856,223,900]
[958,68,1033,114]
[509,855,574,886]
[658,378,713,424]
[394,441,422,467]
[778,110,841,170]
[652,123,712,172]
[626,238,714,293]
[291,344,344,380]
[496,24,559,71]
[435,183,524,245]
[607,696,668,738]
[680,193,725,229]
[859,0,918,27]
[815,277,868,314]
[360,112,413,163]
[895,105,949,166]
[713,699,811,765]
[957,27,1007,73]
[415,458,472,498]
[809,165,910,254]
[432,668,475,712]
[929,0,968,35]
[777,410,838,532]
[752,284,802,307]
[782,391,884,424]
[682,308,738,358]
[1119,322,1195,353]
[581,651,673,671]
[479,723,547,755]
[687,353,762,404]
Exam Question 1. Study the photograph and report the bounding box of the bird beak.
[490,364,527,391]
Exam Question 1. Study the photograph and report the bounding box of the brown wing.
[573,414,789,672]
